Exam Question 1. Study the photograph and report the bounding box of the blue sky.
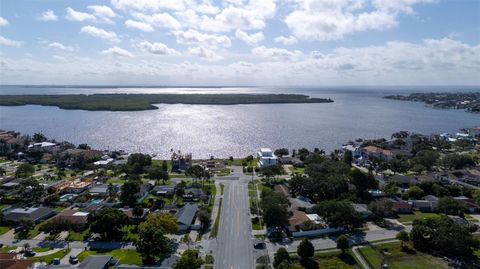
[0,0,479,85]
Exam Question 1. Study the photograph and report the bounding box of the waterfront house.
[362,146,394,160]
[171,151,192,172]
[257,148,278,167]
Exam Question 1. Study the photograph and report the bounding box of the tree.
[18,219,34,239]
[162,160,168,172]
[260,189,290,227]
[19,178,44,203]
[120,180,140,207]
[148,166,169,183]
[383,181,398,197]
[342,150,353,166]
[260,165,282,184]
[173,249,204,269]
[186,165,205,184]
[15,163,35,178]
[336,235,349,254]
[368,199,394,219]
[107,183,117,201]
[274,148,289,157]
[127,153,152,174]
[315,200,362,230]
[197,206,211,232]
[297,238,314,260]
[153,213,179,234]
[32,133,46,142]
[132,205,144,222]
[350,169,377,200]
[77,143,90,150]
[407,186,424,200]
[410,217,477,257]
[396,230,409,249]
[273,247,290,268]
[0,167,6,176]
[136,214,173,264]
[90,208,129,241]
[437,196,467,216]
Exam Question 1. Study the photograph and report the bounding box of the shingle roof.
[175,203,198,226]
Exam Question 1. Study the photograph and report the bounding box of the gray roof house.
[3,207,55,223]
[389,174,417,187]
[183,187,205,201]
[352,203,372,219]
[152,184,176,196]
[175,203,199,231]
[89,184,110,196]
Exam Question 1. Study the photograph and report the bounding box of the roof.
[288,210,309,230]
[90,184,109,194]
[390,174,417,184]
[0,253,34,269]
[352,203,371,213]
[175,203,199,226]
[4,207,55,222]
[184,187,204,197]
[363,146,394,156]
[78,255,112,269]
[290,197,314,209]
[53,209,89,225]
[424,195,439,201]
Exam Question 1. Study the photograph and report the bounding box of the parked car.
[253,242,265,249]
[52,258,61,265]
[69,255,79,264]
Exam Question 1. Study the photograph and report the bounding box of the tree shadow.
[300,258,319,269]
[338,253,356,265]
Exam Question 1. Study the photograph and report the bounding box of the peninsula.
[0,93,333,111]
[384,92,480,113]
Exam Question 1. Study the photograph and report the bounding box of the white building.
[257,148,278,167]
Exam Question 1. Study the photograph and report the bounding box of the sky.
[0,0,479,86]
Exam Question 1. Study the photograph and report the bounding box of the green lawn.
[77,249,142,265]
[121,225,139,242]
[288,166,305,174]
[0,226,10,235]
[0,246,17,253]
[397,211,442,224]
[290,250,358,269]
[210,198,222,238]
[67,228,90,241]
[33,246,53,252]
[359,242,450,269]
[251,217,263,230]
[28,249,69,264]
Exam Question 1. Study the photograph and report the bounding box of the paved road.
[214,167,255,269]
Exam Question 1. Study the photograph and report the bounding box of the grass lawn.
[288,166,305,174]
[397,211,442,224]
[220,183,224,195]
[0,246,17,253]
[210,198,222,238]
[77,249,142,265]
[359,241,449,269]
[33,246,53,252]
[67,228,90,241]
[106,178,125,184]
[251,217,263,230]
[0,226,10,235]
[121,225,139,242]
[290,250,358,269]
[28,249,69,264]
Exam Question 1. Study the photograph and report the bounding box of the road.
[214,167,255,269]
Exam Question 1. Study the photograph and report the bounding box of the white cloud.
[80,25,120,43]
[285,0,434,41]
[102,46,134,58]
[132,12,181,30]
[176,0,276,32]
[53,55,68,62]
[274,35,298,45]
[187,46,223,61]
[0,16,8,26]
[125,19,154,32]
[48,42,74,51]
[38,9,58,22]
[252,46,303,61]
[111,0,188,11]
[136,40,177,55]
[65,7,96,22]
[0,35,22,46]
[235,30,264,45]
[173,29,231,47]
[88,5,118,18]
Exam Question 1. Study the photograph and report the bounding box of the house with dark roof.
[3,207,55,224]
[183,187,205,201]
[389,174,417,188]
[290,197,315,213]
[352,203,372,219]
[152,184,176,196]
[175,203,199,231]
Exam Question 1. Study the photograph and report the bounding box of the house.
[152,184,176,196]
[175,203,199,231]
[352,203,372,219]
[389,198,412,213]
[0,253,33,269]
[290,197,315,213]
[171,151,192,172]
[28,141,57,152]
[362,146,394,160]
[3,207,55,224]
[89,184,110,197]
[288,210,310,232]
[119,208,149,220]
[183,187,205,201]
[52,209,89,226]
[55,179,93,194]
[467,126,480,137]
[448,215,470,226]
[389,174,417,188]
[136,183,152,202]
[454,196,480,213]
[413,199,437,212]
[342,144,362,158]
[257,148,278,167]
[273,184,289,197]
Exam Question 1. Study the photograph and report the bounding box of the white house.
[257,148,278,167]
